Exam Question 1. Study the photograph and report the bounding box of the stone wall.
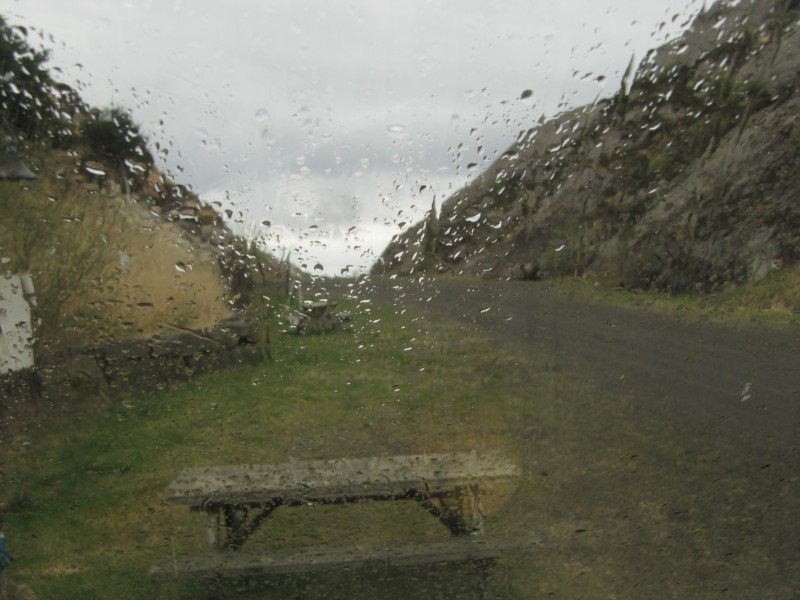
[0,314,268,404]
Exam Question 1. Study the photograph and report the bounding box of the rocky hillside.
[0,15,279,354]
[378,0,800,294]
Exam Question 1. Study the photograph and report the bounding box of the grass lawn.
[0,299,550,599]
[2,272,795,598]
[552,264,800,329]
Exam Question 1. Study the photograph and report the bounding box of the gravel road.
[367,277,800,598]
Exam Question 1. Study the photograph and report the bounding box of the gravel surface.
[366,277,800,598]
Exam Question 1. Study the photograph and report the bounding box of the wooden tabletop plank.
[165,452,519,507]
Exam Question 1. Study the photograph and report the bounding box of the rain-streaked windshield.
[1,1,798,598]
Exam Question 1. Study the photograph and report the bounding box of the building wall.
[0,274,34,374]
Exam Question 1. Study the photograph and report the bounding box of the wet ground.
[367,277,800,598]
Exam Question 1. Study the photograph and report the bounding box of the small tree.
[0,16,60,139]
[83,107,152,165]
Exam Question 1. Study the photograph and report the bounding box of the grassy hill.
[0,15,287,356]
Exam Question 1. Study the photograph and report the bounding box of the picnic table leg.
[418,485,486,535]
[220,502,281,550]
[466,484,486,535]
[206,511,220,549]
[222,506,245,549]
[474,557,494,599]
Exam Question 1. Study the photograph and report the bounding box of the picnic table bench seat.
[149,535,536,583]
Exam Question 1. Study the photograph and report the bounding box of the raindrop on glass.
[387,124,407,138]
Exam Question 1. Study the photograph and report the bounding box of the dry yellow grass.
[89,195,231,336]
[2,151,232,347]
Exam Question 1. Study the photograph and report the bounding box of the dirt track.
[369,277,800,598]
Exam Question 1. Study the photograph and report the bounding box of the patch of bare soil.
[369,277,800,599]
[90,196,231,336]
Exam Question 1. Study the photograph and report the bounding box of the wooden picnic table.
[151,451,529,588]
[294,300,342,334]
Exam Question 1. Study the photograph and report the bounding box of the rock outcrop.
[378,0,800,293]
[0,314,267,403]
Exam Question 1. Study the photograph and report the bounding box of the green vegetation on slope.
[380,0,800,298]
[0,15,289,350]
[553,262,800,328]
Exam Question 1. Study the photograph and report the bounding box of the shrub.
[83,107,152,165]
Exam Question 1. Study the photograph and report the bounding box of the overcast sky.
[3,0,703,274]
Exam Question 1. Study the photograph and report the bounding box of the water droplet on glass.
[255,108,270,122]
[387,124,407,138]
[84,162,106,176]
[521,89,536,106]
